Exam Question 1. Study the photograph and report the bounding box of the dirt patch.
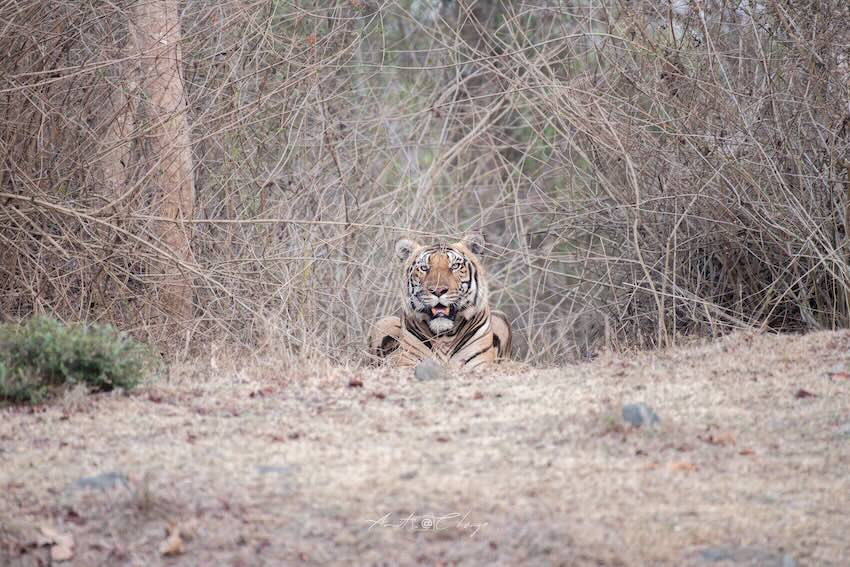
[2,332,849,565]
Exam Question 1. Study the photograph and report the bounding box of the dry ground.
[2,331,849,566]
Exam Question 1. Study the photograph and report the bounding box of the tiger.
[368,234,512,369]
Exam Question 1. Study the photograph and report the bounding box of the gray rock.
[256,465,291,475]
[414,358,446,381]
[698,547,732,562]
[67,471,129,492]
[836,422,850,439]
[696,546,795,566]
[622,403,659,427]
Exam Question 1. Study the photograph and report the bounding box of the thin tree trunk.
[131,0,194,325]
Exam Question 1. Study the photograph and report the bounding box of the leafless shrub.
[1,1,848,364]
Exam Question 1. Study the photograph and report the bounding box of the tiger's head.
[395,234,489,335]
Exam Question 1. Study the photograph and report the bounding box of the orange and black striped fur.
[368,235,512,369]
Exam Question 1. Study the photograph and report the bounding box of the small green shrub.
[0,317,153,404]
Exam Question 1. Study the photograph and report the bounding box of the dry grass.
[2,330,849,565]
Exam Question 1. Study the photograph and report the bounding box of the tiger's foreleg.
[490,310,513,362]
[368,316,402,359]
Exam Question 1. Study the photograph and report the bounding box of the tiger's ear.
[460,232,485,256]
[395,238,420,262]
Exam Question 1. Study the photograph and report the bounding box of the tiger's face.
[395,235,488,335]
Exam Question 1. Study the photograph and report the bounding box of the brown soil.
[2,331,849,566]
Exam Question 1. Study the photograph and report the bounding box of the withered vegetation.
[1,2,849,362]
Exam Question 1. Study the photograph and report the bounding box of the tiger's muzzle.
[418,292,461,333]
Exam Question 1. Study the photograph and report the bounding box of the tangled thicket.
[2,1,849,364]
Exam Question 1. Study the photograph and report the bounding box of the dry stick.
[316,78,350,260]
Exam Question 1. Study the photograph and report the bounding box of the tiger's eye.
[418,265,429,273]
[451,262,463,270]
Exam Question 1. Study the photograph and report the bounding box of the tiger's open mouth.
[430,305,456,319]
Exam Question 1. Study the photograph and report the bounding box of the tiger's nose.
[432,286,449,297]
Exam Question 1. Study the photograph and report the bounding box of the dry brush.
[1,0,848,364]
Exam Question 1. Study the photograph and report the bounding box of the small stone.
[622,403,659,427]
[67,471,129,492]
[696,546,795,567]
[698,547,732,562]
[256,465,290,475]
[414,358,446,381]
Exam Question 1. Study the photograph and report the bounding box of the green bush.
[0,317,153,404]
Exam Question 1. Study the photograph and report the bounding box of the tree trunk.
[101,70,135,201]
[130,0,194,325]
